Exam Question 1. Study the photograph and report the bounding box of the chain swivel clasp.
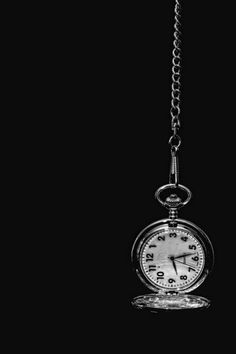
[169,145,180,185]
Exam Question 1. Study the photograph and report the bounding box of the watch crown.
[165,194,182,208]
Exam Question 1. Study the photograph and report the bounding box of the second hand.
[175,259,197,271]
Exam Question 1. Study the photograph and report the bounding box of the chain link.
[169,0,182,149]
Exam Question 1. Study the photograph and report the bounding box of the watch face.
[132,219,214,293]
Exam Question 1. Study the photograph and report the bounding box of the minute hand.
[173,252,196,260]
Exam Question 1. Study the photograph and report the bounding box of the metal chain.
[169,0,182,151]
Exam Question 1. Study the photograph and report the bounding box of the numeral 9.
[168,278,176,283]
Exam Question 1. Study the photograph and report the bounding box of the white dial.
[140,227,205,291]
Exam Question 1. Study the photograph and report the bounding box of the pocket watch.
[131,184,214,311]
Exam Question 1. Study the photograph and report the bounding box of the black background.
[81,0,235,350]
[7,1,236,350]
